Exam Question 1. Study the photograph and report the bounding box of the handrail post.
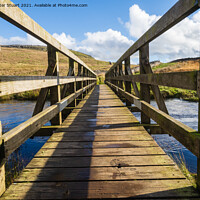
[125,57,132,106]
[0,121,5,196]
[33,45,58,116]
[83,68,86,97]
[197,157,200,190]
[49,46,62,125]
[119,63,123,90]
[139,45,150,124]
[68,58,76,107]
[197,98,200,190]
[77,63,82,101]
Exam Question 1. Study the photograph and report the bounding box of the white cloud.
[125,5,160,39]
[77,29,134,61]
[125,4,200,62]
[0,34,44,45]
[0,29,134,62]
[52,32,76,49]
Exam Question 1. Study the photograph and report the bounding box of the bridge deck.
[2,85,199,199]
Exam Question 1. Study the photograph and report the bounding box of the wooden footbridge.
[0,0,200,199]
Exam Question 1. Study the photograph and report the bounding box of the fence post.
[119,63,124,90]
[33,45,58,116]
[49,46,62,125]
[139,45,150,124]
[0,122,5,196]
[77,64,82,102]
[68,58,76,107]
[197,98,200,190]
[125,57,132,106]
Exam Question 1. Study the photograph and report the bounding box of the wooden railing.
[0,0,96,196]
[105,0,200,189]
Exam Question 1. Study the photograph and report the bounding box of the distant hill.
[0,45,112,76]
[0,45,199,76]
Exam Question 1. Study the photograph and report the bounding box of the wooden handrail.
[0,76,96,96]
[107,71,198,91]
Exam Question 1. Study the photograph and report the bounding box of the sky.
[0,0,200,63]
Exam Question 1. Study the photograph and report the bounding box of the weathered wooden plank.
[60,119,139,126]
[47,134,153,142]
[2,180,199,199]
[42,140,158,149]
[26,155,175,168]
[16,165,185,182]
[52,130,148,136]
[2,82,95,158]
[106,81,200,157]
[106,0,200,74]
[35,147,166,157]
[0,0,96,76]
[108,71,198,91]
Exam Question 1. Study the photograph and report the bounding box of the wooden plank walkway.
[1,84,200,199]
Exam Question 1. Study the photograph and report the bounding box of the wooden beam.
[143,124,168,135]
[33,45,57,116]
[140,44,168,114]
[33,126,57,137]
[2,82,96,158]
[108,71,198,91]
[106,81,200,157]
[106,0,199,75]
[0,0,96,76]
[0,76,95,97]
[49,47,62,125]
[125,58,132,106]
[124,59,139,97]
[0,122,5,196]
[61,58,75,99]
[139,45,150,124]
[128,106,141,112]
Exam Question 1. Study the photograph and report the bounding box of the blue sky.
[0,0,199,63]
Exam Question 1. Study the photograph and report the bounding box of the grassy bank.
[159,86,198,102]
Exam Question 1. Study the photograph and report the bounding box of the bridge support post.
[77,64,82,104]
[125,58,132,106]
[33,45,58,116]
[68,58,76,107]
[197,101,200,190]
[139,45,150,124]
[83,68,86,97]
[49,46,62,125]
[0,122,5,197]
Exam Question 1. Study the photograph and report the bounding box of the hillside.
[0,45,112,76]
[0,45,199,76]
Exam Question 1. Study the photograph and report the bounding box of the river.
[0,98,198,177]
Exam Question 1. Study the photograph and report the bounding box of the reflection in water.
[133,99,198,173]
